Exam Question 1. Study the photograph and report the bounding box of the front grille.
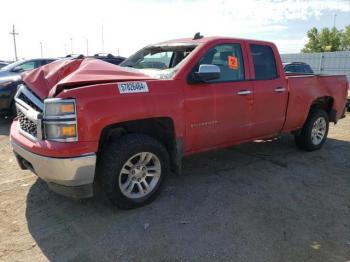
[17,92,42,112]
[17,110,37,137]
[15,85,44,140]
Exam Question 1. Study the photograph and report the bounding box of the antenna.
[193,32,203,40]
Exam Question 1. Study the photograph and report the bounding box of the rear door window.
[250,44,277,80]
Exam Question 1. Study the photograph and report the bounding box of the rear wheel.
[294,109,329,151]
[98,134,169,209]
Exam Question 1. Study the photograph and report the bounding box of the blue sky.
[0,0,349,60]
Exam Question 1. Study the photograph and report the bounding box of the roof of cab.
[156,36,275,46]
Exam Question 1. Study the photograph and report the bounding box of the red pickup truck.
[11,35,348,209]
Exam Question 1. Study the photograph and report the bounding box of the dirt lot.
[0,115,349,262]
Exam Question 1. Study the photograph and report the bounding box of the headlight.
[44,122,77,141]
[44,99,76,118]
[43,99,78,142]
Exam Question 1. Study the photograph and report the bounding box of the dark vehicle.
[0,58,56,115]
[283,62,314,74]
[91,53,125,65]
[65,53,125,66]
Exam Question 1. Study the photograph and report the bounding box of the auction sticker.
[118,82,149,94]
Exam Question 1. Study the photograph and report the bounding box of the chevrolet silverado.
[10,35,349,209]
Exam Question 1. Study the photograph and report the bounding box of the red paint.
[11,37,348,158]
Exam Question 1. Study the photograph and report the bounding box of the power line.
[9,24,19,61]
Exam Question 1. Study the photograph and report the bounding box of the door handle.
[275,87,286,93]
[237,90,252,96]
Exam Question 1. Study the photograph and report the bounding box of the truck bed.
[282,74,348,132]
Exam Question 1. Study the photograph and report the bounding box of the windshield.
[120,43,198,79]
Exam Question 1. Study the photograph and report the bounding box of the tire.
[294,108,329,151]
[98,134,169,209]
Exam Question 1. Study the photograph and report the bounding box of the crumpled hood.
[22,58,154,99]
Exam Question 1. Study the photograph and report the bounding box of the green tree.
[302,27,322,53]
[302,26,343,53]
[341,25,350,50]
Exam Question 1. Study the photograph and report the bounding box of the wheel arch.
[98,117,183,174]
[310,96,335,122]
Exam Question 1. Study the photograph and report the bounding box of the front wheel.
[294,109,329,151]
[98,134,169,209]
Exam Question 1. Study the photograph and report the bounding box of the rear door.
[247,43,288,138]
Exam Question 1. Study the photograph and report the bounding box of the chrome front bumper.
[12,141,96,198]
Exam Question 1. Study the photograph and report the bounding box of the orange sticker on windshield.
[228,56,238,70]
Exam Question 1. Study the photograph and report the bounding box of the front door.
[184,42,254,153]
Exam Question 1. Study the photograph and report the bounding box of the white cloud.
[221,0,350,23]
[0,0,349,60]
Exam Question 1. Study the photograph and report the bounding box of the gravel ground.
[0,115,349,262]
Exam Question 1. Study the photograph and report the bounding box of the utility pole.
[9,25,19,61]
[101,23,105,53]
[40,42,43,58]
[333,13,337,28]
[70,38,73,54]
[85,38,89,56]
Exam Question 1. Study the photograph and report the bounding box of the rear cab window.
[250,44,278,80]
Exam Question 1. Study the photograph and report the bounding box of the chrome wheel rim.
[311,117,327,145]
[118,152,161,199]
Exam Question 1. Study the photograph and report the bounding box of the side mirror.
[194,64,220,82]
[11,66,23,73]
